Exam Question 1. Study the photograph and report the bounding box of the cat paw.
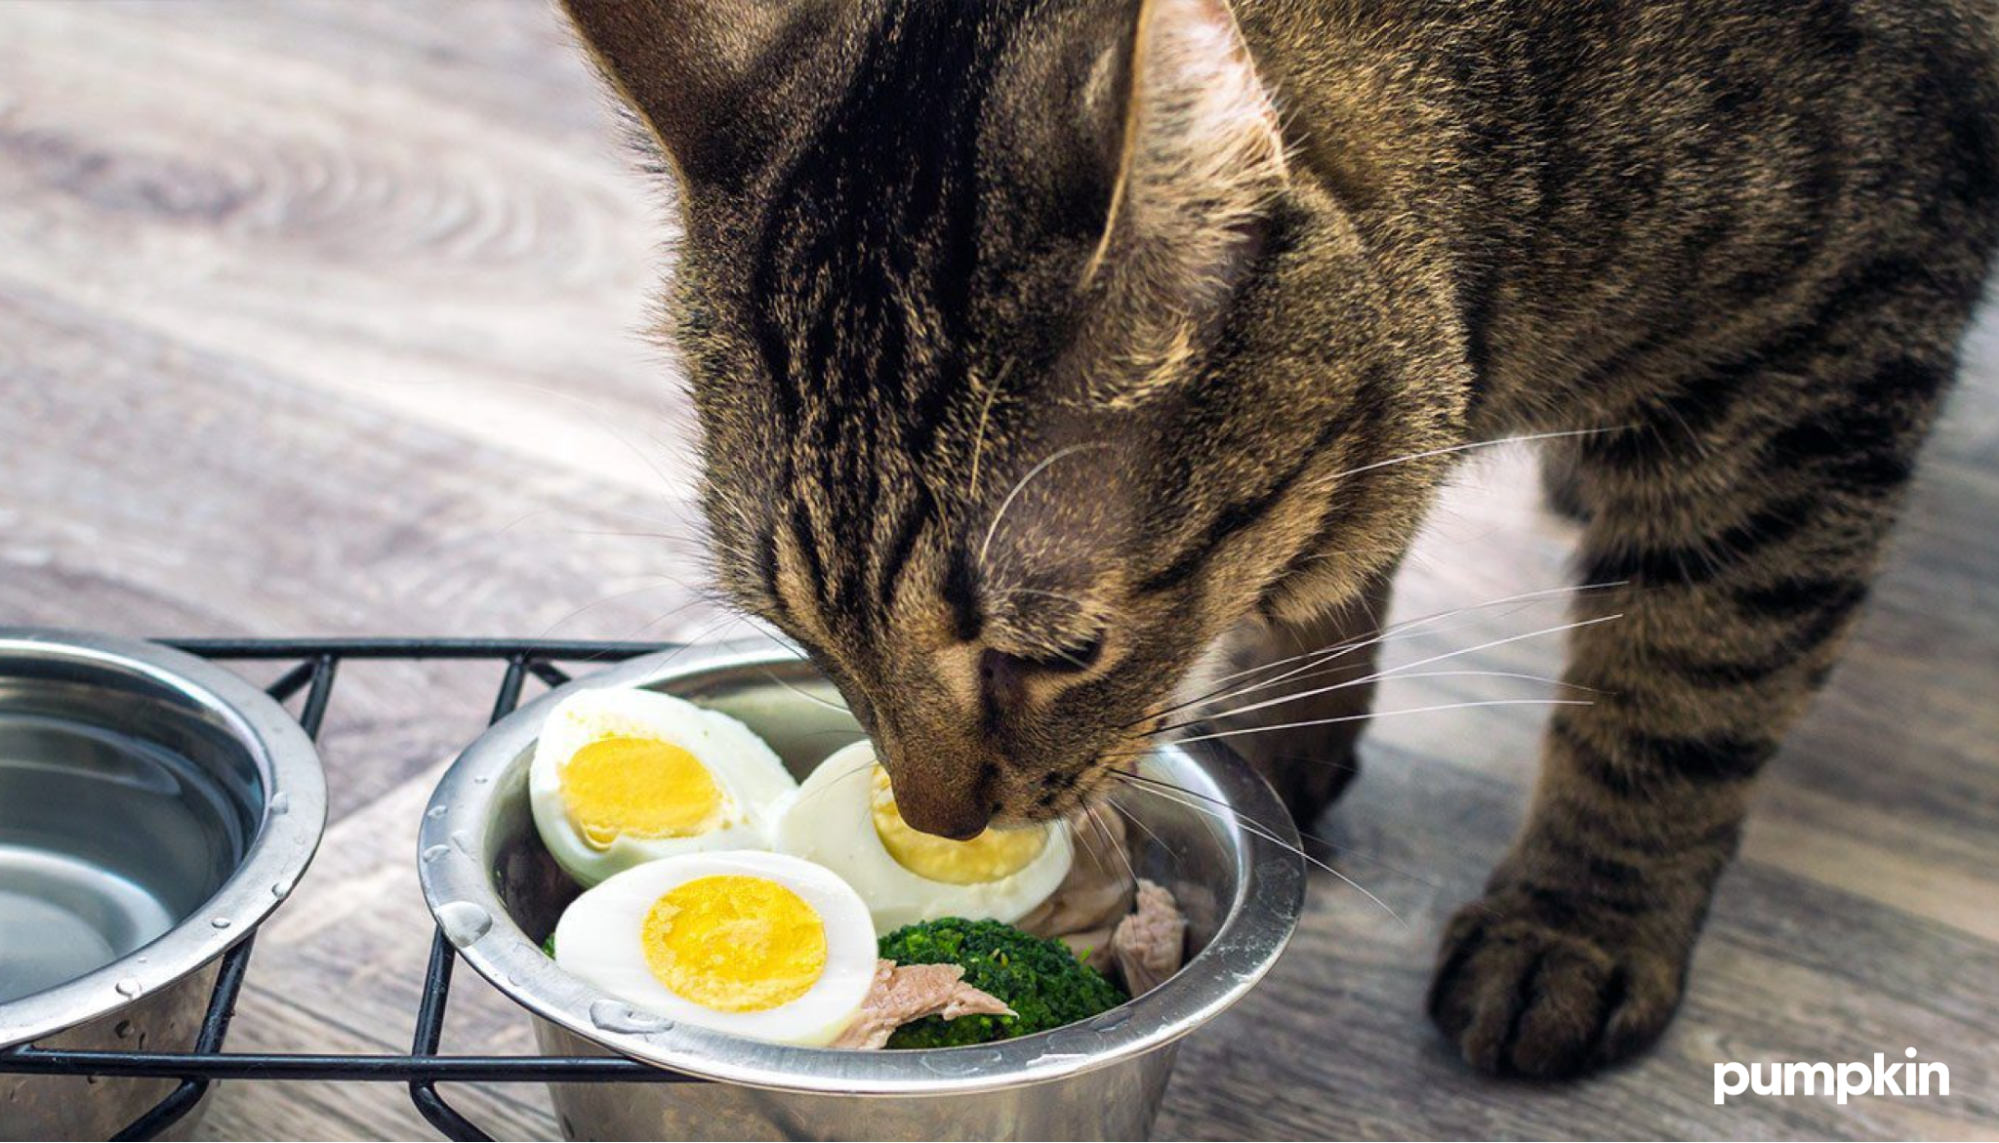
[1426,889,1686,1078]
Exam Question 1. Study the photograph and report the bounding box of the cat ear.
[559,0,829,185]
[1079,0,1286,404]
[1090,0,1285,283]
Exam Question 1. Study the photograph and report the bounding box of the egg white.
[529,687,797,886]
[553,850,877,1047]
[773,741,1074,932]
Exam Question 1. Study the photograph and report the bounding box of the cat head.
[564,0,1462,837]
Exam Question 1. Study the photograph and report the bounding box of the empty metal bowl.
[419,641,1305,1141]
[0,630,326,1141]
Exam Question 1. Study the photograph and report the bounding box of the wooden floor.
[3,2,1995,1139]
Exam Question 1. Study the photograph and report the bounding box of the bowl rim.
[0,629,329,1048]
[419,639,1306,1096]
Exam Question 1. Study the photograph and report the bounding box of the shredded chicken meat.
[833,959,1014,1050]
[1111,879,1187,996]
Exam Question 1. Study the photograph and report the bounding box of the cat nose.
[892,780,993,841]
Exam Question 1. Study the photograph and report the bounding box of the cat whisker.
[1157,581,1622,712]
[1130,581,1625,728]
[1106,697,1594,757]
[965,360,1012,501]
[1100,791,1169,857]
[1155,658,1598,742]
[1067,807,1119,894]
[1130,630,1378,730]
[1163,640,1521,726]
[1162,615,1620,732]
[533,581,714,642]
[1108,770,1408,928]
[779,758,878,811]
[758,668,851,714]
[1084,802,1142,894]
[1249,752,1362,776]
[1316,425,1627,487]
[726,612,811,660]
[1070,807,1106,867]
[586,611,746,670]
[1186,667,1602,727]
[1110,768,1449,892]
[560,528,706,543]
[978,442,1113,569]
[1363,668,1602,693]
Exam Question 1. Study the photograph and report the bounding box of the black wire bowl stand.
[0,638,709,1142]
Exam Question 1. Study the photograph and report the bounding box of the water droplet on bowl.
[211,916,232,929]
[268,792,291,815]
[587,1000,673,1035]
[1027,1051,1092,1067]
[472,775,490,785]
[115,1020,135,1039]
[1256,856,1300,882]
[421,844,451,863]
[435,901,492,948]
[1044,1027,1109,1057]
[271,878,294,899]
[449,830,475,857]
[114,978,143,998]
[1090,1010,1134,1034]
[426,805,448,820]
[920,1048,1005,1077]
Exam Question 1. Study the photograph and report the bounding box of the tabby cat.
[560,0,1999,1077]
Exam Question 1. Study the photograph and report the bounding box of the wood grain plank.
[0,280,733,821]
[1,0,1994,1138]
[0,0,693,498]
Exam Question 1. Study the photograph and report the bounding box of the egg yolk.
[560,736,725,849]
[870,766,1045,885]
[641,875,827,1013]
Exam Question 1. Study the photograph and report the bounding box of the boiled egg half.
[553,850,877,1046]
[773,741,1074,931]
[529,688,797,886]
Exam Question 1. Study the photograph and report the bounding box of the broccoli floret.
[541,932,556,958]
[877,918,1127,1049]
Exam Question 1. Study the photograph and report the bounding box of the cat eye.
[999,630,1107,677]
[1043,630,1107,673]
[979,630,1106,711]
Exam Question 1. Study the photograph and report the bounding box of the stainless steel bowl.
[419,642,1305,1141]
[0,631,327,1141]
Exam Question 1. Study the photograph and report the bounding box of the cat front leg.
[1429,279,1966,1076]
